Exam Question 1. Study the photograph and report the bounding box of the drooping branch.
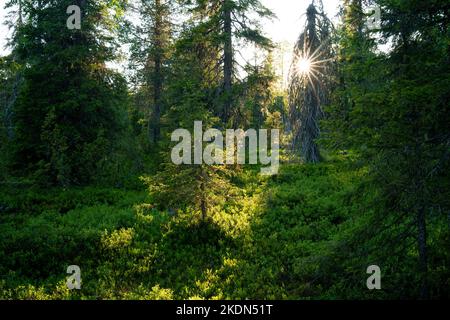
[288,0,335,163]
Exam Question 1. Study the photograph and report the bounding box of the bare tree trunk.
[223,1,233,124]
[152,50,162,143]
[149,0,163,144]
[305,5,320,163]
[417,205,429,299]
[18,0,23,25]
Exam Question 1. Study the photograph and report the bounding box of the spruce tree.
[323,0,450,298]
[8,0,129,185]
[127,0,173,145]
[288,0,335,163]
[142,23,236,221]
[184,0,274,125]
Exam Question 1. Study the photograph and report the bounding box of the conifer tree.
[142,24,236,221]
[184,0,274,125]
[288,0,335,163]
[128,0,173,145]
[8,0,129,185]
[323,0,450,298]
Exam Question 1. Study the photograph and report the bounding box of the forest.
[0,0,449,300]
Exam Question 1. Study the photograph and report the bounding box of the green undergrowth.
[0,156,373,299]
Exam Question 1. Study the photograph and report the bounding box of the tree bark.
[417,205,429,298]
[149,0,163,144]
[223,1,233,124]
[303,4,321,163]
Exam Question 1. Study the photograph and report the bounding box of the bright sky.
[261,0,340,44]
[0,0,342,86]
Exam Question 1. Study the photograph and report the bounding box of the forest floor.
[0,154,365,299]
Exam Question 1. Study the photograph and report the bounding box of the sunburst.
[296,57,312,74]
[291,35,333,101]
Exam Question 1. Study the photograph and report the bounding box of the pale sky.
[261,0,340,44]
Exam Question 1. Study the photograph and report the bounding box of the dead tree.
[288,0,335,163]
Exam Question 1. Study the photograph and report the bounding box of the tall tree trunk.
[18,0,23,25]
[149,0,163,144]
[223,1,233,124]
[152,50,162,143]
[415,137,428,299]
[305,5,320,163]
[417,205,429,299]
